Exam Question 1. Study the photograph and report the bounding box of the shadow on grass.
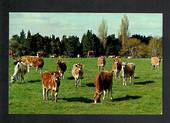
[62,97,93,103]
[86,83,94,87]
[134,80,154,85]
[112,95,142,102]
[67,76,74,80]
[67,76,84,80]
[28,79,41,83]
[134,76,140,79]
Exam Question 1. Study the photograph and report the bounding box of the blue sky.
[9,12,162,40]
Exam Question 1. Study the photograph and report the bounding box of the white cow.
[10,61,27,83]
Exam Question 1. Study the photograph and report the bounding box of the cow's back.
[95,71,113,90]
[151,57,160,65]
[41,72,52,87]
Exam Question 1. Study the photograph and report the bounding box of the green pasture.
[9,58,162,114]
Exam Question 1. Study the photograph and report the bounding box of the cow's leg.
[130,76,132,85]
[115,72,118,80]
[94,92,98,104]
[123,77,125,85]
[123,78,127,86]
[75,78,78,87]
[40,68,42,74]
[117,71,120,80]
[77,79,79,87]
[51,90,54,101]
[42,88,46,100]
[75,79,77,87]
[45,89,49,100]
[62,74,64,79]
[109,86,113,100]
[110,88,113,100]
[103,90,106,100]
[125,78,127,86]
[79,79,81,86]
[21,74,24,83]
[27,65,30,72]
[54,91,58,102]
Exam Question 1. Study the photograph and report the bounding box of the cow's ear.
[82,64,85,68]
[53,72,56,76]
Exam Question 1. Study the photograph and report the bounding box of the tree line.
[9,15,162,58]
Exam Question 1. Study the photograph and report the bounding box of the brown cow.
[121,62,136,86]
[112,61,122,79]
[41,71,62,102]
[56,60,67,79]
[14,56,44,73]
[151,56,161,69]
[71,63,84,87]
[94,71,113,103]
[97,56,106,72]
[87,50,95,58]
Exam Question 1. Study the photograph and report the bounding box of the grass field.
[9,57,162,114]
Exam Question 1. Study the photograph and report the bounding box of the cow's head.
[56,60,65,67]
[75,63,84,71]
[94,91,102,104]
[13,57,21,65]
[10,75,17,83]
[121,62,127,71]
[52,72,61,87]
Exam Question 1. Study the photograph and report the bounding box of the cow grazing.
[14,56,44,73]
[112,61,122,79]
[41,71,62,102]
[121,62,136,86]
[151,56,161,69]
[94,71,113,103]
[56,60,67,79]
[97,56,106,72]
[71,63,84,87]
[10,61,27,83]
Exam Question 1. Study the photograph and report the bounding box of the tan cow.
[151,56,161,69]
[112,61,122,79]
[41,71,62,102]
[94,71,113,103]
[71,63,84,87]
[97,56,106,72]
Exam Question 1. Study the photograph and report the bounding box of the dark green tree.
[51,35,61,56]
[9,35,21,56]
[81,30,103,57]
[65,36,80,57]
[105,34,121,56]
[61,35,68,56]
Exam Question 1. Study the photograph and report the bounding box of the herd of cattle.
[10,55,161,103]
